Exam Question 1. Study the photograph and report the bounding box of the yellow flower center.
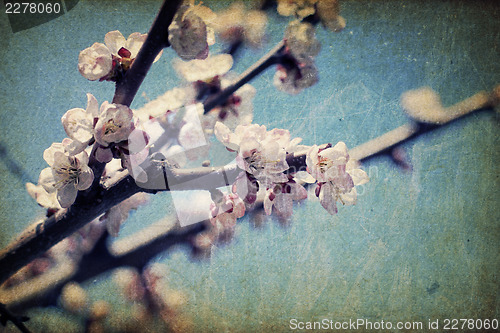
[104,119,121,135]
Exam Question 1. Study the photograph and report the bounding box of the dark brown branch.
[112,0,183,107]
[0,174,143,286]
[3,221,206,312]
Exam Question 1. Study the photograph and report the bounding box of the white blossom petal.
[39,167,56,193]
[104,30,127,55]
[125,32,147,58]
[57,183,78,208]
[76,167,94,191]
[319,183,338,215]
[168,6,209,61]
[86,93,99,118]
[62,108,93,144]
[105,206,125,237]
[348,168,369,186]
[26,182,61,209]
[95,146,113,163]
[78,43,113,81]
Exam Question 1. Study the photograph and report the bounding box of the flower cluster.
[78,30,161,81]
[28,93,144,208]
[209,191,246,230]
[277,0,346,32]
[38,144,94,208]
[214,122,368,216]
[215,121,308,217]
[305,143,369,214]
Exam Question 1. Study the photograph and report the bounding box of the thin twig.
[203,40,284,112]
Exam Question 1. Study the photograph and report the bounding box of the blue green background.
[0,0,499,331]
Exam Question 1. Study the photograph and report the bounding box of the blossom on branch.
[78,43,113,81]
[94,102,135,148]
[78,30,159,81]
[104,31,151,70]
[306,143,369,214]
[168,3,216,61]
[215,122,309,218]
[61,93,99,155]
[175,54,256,132]
[285,21,320,63]
[277,0,317,18]
[274,21,320,94]
[174,54,233,83]
[316,0,346,32]
[274,61,318,95]
[263,178,307,218]
[215,122,290,188]
[39,144,94,208]
[209,192,245,230]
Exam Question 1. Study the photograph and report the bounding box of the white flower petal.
[62,108,93,144]
[214,122,239,150]
[174,54,233,82]
[78,43,113,81]
[348,168,369,186]
[26,182,61,209]
[340,188,357,206]
[104,30,127,55]
[76,168,94,191]
[95,146,113,163]
[86,93,99,118]
[168,7,209,61]
[105,206,125,237]
[319,183,338,215]
[125,32,147,58]
[94,103,134,146]
[57,183,78,208]
[39,167,56,193]
[43,143,65,166]
[62,138,87,156]
[294,171,316,183]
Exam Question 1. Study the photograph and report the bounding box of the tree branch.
[112,0,183,107]
[203,40,284,113]
[2,220,206,313]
